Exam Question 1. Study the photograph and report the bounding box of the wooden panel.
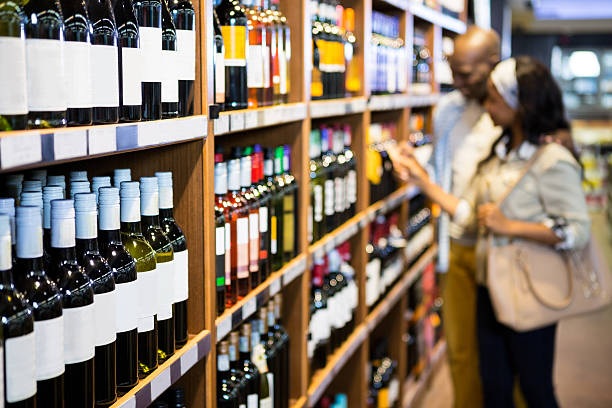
[279,0,307,103]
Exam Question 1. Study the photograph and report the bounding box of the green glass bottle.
[270,147,285,271]
[120,181,159,378]
[309,129,325,243]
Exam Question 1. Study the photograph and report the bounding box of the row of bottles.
[217,295,290,408]
[407,111,433,167]
[214,0,291,111]
[0,0,195,131]
[310,0,360,100]
[308,242,358,377]
[404,193,433,266]
[365,209,406,312]
[411,28,432,95]
[150,386,188,407]
[0,168,188,407]
[215,145,297,316]
[308,124,356,244]
[367,339,399,408]
[367,122,397,204]
[370,11,406,95]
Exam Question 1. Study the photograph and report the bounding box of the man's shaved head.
[449,26,501,101]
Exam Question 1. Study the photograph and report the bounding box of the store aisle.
[417,211,612,408]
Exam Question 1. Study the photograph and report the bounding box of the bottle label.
[308,204,313,243]
[63,40,93,108]
[221,26,247,67]
[317,307,331,340]
[247,44,264,88]
[64,303,96,364]
[26,38,66,111]
[0,37,27,115]
[216,226,225,256]
[174,249,189,303]
[157,260,175,320]
[214,50,226,103]
[75,211,97,239]
[6,332,36,403]
[247,394,259,408]
[121,46,143,106]
[91,44,120,107]
[216,226,225,288]
[282,195,294,253]
[35,316,65,380]
[176,29,196,81]
[251,343,268,373]
[137,268,158,332]
[279,42,287,95]
[236,217,249,279]
[115,279,139,333]
[90,290,117,348]
[258,206,268,233]
[225,223,231,282]
[366,258,381,307]
[334,177,345,214]
[217,354,230,372]
[267,372,275,407]
[99,203,121,231]
[248,212,259,273]
[140,26,163,82]
[260,397,272,408]
[313,184,323,222]
[16,221,43,259]
[346,169,357,206]
[324,179,334,216]
[263,45,271,88]
[51,217,76,248]
[161,49,180,103]
[270,215,277,254]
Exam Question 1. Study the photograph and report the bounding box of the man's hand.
[477,203,514,235]
[388,142,430,185]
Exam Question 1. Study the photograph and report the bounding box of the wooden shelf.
[368,93,441,112]
[402,339,447,408]
[214,103,307,135]
[215,254,307,342]
[0,116,207,172]
[310,97,368,119]
[111,330,211,408]
[373,0,409,11]
[408,1,466,34]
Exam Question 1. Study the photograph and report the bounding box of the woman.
[391,56,590,407]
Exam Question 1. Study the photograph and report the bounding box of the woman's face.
[484,78,517,128]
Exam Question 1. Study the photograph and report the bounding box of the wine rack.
[0,0,467,406]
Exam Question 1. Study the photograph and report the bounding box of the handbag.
[486,145,612,332]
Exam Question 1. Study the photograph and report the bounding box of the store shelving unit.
[0,0,466,406]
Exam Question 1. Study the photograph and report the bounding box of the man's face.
[449,51,492,102]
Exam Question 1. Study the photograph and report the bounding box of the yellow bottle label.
[221,25,247,67]
[270,215,278,255]
[283,195,294,253]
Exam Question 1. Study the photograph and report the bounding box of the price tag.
[231,112,245,132]
[119,397,136,408]
[294,104,307,121]
[137,121,162,146]
[283,258,306,286]
[217,316,232,341]
[150,367,171,401]
[180,344,198,376]
[54,129,87,160]
[214,115,230,135]
[263,108,277,126]
[88,126,117,155]
[242,297,257,319]
[244,111,258,129]
[0,132,41,169]
[270,278,281,296]
[324,239,335,253]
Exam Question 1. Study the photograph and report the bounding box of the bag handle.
[515,247,574,310]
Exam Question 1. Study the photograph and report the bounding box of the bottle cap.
[140,177,159,216]
[74,192,97,212]
[114,169,132,188]
[155,172,174,209]
[22,180,42,192]
[47,175,66,196]
[0,198,15,241]
[16,206,44,260]
[92,176,111,200]
[99,187,121,231]
[43,186,64,229]
[74,193,97,239]
[283,145,291,171]
[228,158,241,191]
[27,169,47,186]
[70,170,88,182]
[240,155,251,188]
[0,214,10,239]
[70,180,91,198]
[0,214,10,272]
[154,172,173,187]
[214,162,228,195]
[120,181,140,198]
[20,191,43,212]
[51,199,75,219]
[98,186,120,204]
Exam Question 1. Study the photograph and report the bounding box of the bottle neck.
[15,256,45,276]
[0,268,13,286]
[76,238,100,255]
[121,221,143,235]
[141,215,161,229]
[98,229,123,252]
[159,208,175,221]
[50,246,78,263]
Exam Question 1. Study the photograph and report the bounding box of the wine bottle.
[216,0,248,110]
[281,145,297,261]
[264,147,282,273]
[120,181,158,378]
[134,0,163,120]
[0,0,28,131]
[47,175,67,197]
[21,180,42,194]
[214,156,228,316]
[113,168,132,188]
[113,0,143,122]
[161,0,179,119]
[0,213,37,407]
[235,324,261,408]
[59,0,93,126]
[168,0,195,116]
[23,0,67,128]
[332,127,347,225]
[98,187,139,393]
[140,177,175,362]
[311,255,330,374]
[269,0,287,104]
[48,199,95,408]
[15,204,65,408]
[88,0,120,124]
[70,180,91,199]
[92,176,112,203]
[244,0,265,108]
[309,129,324,243]
[240,148,260,288]
[42,186,64,270]
[217,341,241,408]
[257,307,277,408]
[343,125,356,219]
[321,128,336,233]
[212,8,226,111]
[250,319,271,408]
[228,331,248,407]
[253,145,269,281]
[74,193,117,407]
[268,297,289,408]
[155,172,188,348]
[0,198,16,264]
[226,152,249,302]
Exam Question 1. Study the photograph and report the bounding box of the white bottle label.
[174,249,189,303]
[216,227,225,256]
[6,332,36,403]
[161,49,179,103]
[263,45,271,88]
[99,204,120,231]
[224,223,231,282]
[115,279,139,333]
[0,339,4,404]
[267,373,275,407]
[157,260,174,320]
[26,38,67,111]
[51,217,75,249]
[259,206,268,233]
[35,316,65,380]
[236,217,249,279]
[0,37,28,115]
[75,211,97,239]
[260,397,272,408]
[215,50,226,102]
[313,185,323,222]
[64,41,93,108]
[176,29,196,81]
[324,179,334,216]
[64,303,96,364]
[139,26,162,82]
[334,177,344,214]
[94,291,117,346]
[247,394,259,408]
[137,268,158,332]
[121,46,143,106]
[247,44,264,88]
[249,212,259,240]
[90,44,120,107]
[217,354,230,372]
[279,45,287,94]
[318,307,331,341]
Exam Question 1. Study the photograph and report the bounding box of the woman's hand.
[477,203,515,235]
[388,142,430,185]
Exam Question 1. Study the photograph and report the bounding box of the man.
[428,27,502,408]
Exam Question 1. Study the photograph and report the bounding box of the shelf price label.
[54,129,87,160]
[151,367,171,401]
[270,278,281,296]
[244,111,258,129]
[0,131,41,169]
[217,316,232,341]
[88,126,117,155]
[181,344,199,375]
[242,297,257,319]
[231,112,245,132]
